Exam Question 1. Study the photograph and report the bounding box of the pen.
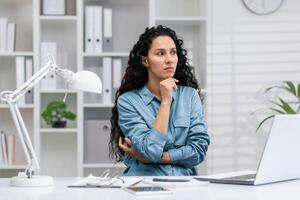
[68,185,121,188]
[152,178,190,182]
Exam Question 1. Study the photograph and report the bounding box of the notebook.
[195,115,300,185]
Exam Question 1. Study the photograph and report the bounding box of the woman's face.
[143,36,178,82]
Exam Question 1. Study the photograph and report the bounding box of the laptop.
[195,115,300,185]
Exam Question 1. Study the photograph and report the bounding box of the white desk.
[1,177,300,200]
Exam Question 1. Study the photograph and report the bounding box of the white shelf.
[40,128,78,133]
[83,163,126,168]
[84,103,114,108]
[0,52,34,57]
[0,104,34,109]
[155,16,206,25]
[39,89,78,94]
[83,52,129,57]
[0,165,27,169]
[39,15,78,21]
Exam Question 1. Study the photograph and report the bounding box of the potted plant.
[256,81,300,131]
[41,100,76,128]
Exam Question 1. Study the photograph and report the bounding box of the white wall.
[206,0,300,174]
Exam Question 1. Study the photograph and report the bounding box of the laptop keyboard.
[224,173,256,180]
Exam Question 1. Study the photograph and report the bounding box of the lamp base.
[10,174,54,187]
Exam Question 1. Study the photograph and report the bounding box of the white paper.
[69,174,143,188]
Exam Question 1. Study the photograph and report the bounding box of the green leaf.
[297,83,300,99]
[284,81,297,96]
[269,108,285,114]
[278,98,296,114]
[256,115,275,132]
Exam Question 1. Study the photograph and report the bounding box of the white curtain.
[205,0,300,174]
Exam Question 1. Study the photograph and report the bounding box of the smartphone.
[123,186,172,195]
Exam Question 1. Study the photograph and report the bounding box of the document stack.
[85,6,113,53]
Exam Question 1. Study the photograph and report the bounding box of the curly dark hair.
[109,25,199,161]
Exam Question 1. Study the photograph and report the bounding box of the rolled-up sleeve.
[168,89,210,168]
[117,94,170,162]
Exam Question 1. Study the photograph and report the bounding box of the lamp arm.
[6,101,39,178]
[0,55,59,178]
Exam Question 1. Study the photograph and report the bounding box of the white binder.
[15,56,25,105]
[113,58,122,88]
[85,6,94,53]
[0,18,7,52]
[103,8,113,51]
[94,6,103,53]
[40,42,57,90]
[25,57,33,104]
[102,57,112,104]
[7,23,15,52]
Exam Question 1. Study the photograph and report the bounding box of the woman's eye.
[171,50,177,55]
[157,52,164,56]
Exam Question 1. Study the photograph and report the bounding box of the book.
[66,0,76,15]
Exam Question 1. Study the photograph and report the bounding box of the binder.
[94,6,103,53]
[102,57,112,104]
[25,57,33,104]
[113,58,122,88]
[103,8,113,52]
[85,6,94,53]
[7,23,16,52]
[40,42,57,90]
[0,18,7,52]
[84,65,102,103]
[15,56,25,105]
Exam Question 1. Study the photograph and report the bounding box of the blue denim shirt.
[117,85,210,176]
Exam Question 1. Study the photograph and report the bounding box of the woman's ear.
[141,57,148,67]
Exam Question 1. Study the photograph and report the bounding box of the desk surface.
[1,177,300,200]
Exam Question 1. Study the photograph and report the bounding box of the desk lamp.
[0,54,102,187]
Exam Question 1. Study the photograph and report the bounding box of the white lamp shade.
[70,71,102,93]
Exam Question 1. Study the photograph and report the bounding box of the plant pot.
[52,121,67,128]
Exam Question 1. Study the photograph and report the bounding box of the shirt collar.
[138,85,177,105]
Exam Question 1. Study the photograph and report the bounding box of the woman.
[109,25,209,176]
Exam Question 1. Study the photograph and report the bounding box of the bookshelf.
[0,0,207,177]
